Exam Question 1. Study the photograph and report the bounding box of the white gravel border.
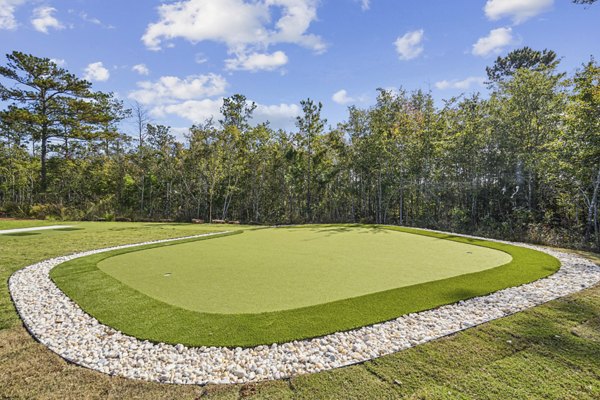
[0,225,73,234]
[8,229,600,385]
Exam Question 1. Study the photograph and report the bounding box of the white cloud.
[129,73,227,122]
[128,74,228,105]
[152,98,300,130]
[153,99,223,121]
[50,58,66,67]
[128,71,298,129]
[332,89,366,105]
[77,11,114,29]
[143,0,265,50]
[348,0,371,11]
[195,53,208,64]
[484,0,553,24]
[80,12,101,25]
[83,61,110,82]
[472,27,513,57]
[333,89,369,105]
[142,0,325,72]
[225,51,288,72]
[170,127,191,141]
[31,6,64,34]
[132,63,150,76]
[0,0,26,30]
[434,76,486,90]
[254,103,301,128]
[266,0,324,52]
[394,29,424,60]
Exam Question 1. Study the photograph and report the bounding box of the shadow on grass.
[109,227,151,231]
[446,287,481,301]
[307,225,391,236]
[1,232,41,237]
[142,223,189,227]
[495,296,600,370]
[430,233,479,243]
[360,291,600,399]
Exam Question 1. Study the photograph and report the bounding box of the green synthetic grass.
[97,226,512,313]
[50,225,560,347]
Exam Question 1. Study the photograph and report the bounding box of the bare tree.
[131,101,150,149]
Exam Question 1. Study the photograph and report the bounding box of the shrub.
[29,203,64,220]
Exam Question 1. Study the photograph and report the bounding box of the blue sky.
[1,0,598,137]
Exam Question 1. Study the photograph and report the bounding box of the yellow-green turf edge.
[49,225,560,348]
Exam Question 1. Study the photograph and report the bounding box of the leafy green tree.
[0,51,124,191]
[0,116,36,209]
[489,58,566,219]
[296,99,326,222]
[0,48,598,250]
[218,94,256,220]
[557,59,600,245]
[187,121,225,222]
[219,94,256,131]
[486,47,559,84]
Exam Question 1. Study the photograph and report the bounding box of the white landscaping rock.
[8,230,600,385]
[0,225,73,234]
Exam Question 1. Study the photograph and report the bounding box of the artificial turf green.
[97,226,512,313]
[50,225,560,347]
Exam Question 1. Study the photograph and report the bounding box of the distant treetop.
[486,47,560,83]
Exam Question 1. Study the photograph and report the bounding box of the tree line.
[0,49,598,250]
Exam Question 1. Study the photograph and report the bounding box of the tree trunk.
[377,170,382,224]
[527,170,534,212]
[398,175,404,225]
[307,159,312,222]
[40,133,48,192]
[209,191,213,223]
[140,175,145,214]
[585,164,600,245]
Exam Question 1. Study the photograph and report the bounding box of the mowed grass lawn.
[0,219,70,231]
[1,221,599,399]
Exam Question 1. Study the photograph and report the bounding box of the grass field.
[0,218,68,231]
[50,225,558,347]
[1,221,599,399]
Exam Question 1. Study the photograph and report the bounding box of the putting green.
[51,225,560,347]
[98,227,512,313]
